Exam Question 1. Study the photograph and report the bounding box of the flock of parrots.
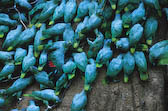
[0,0,168,111]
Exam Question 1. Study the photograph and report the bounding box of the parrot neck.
[29,100,35,106]
[83,16,89,24]
[16,25,22,31]
[114,14,121,20]
[104,39,111,48]
[117,54,123,59]
[40,24,46,31]
[28,45,34,56]
[89,59,95,64]
[138,3,144,9]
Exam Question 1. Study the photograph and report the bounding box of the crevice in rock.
[164,66,168,111]
[131,80,136,111]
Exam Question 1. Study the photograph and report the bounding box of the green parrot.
[21,45,36,78]
[144,17,158,45]
[0,13,18,26]
[62,58,76,80]
[111,14,123,42]
[55,73,68,95]
[34,24,46,58]
[106,54,123,82]
[6,76,33,95]
[71,90,87,111]
[2,25,22,51]
[14,48,27,65]
[123,52,135,83]
[73,52,88,72]
[84,59,97,91]
[134,51,148,81]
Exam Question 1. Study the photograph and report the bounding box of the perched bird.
[84,59,97,91]
[63,24,75,44]
[149,40,168,65]
[14,48,27,65]
[29,66,54,88]
[134,51,148,81]
[123,52,135,83]
[55,73,68,95]
[30,89,61,104]
[74,0,90,22]
[42,23,67,40]
[62,58,76,80]
[34,24,46,58]
[101,19,111,38]
[96,39,113,68]
[0,13,18,26]
[122,11,131,28]
[102,5,113,21]
[81,0,106,33]
[16,26,36,47]
[49,0,66,25]
[111,14,123,42]
[0,51,14,62]
[75,16,89,35]
[21,45,36,78]
[129,24,143,53]
[116,37,130,51]
[87,29,104,58]
[29,2,45,16]
[74,16,89,45]
[149,40,168,52]
[116,0,129,13]
[30,13,41,26]
[64,0,77,23]
[81,12,102,33]
[71,90,87,111]
[73,52,88,72]
[106,54,123,82]
[144,0,161,16]
[15,0,32,10]
[37,1,57,25]
[0,62,15,80]
[2,25,22,51]
[131,3,145,25]
[38,50,47,71]
[26,100,40,111]
[48,41,71,72]
[0,25,9,38]
[144,17,158,45]
[6,76,33,95]
[88,0,98,16]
